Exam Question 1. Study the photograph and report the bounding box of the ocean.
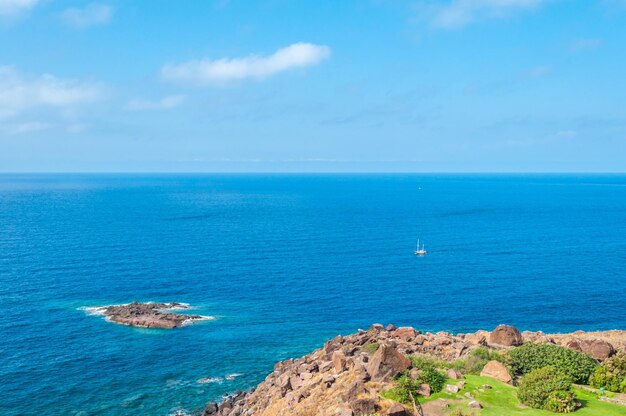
[1,174,625,416]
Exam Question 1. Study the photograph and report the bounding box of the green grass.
[384,375,624,415]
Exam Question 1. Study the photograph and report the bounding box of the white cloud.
[423,0,548,29]
[61,3,112,28]
[161,42,331,86]
[2,121,51,135]
[125,95,186,111]
[0,0,39,17]
[0,66,103,119]
[525,65,551,78]
[556,130,577,137]
[570,38,602,52]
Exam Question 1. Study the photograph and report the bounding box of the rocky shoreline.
[201,324,626,416]
[88,302,208,329]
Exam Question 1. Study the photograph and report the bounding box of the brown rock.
[489,325,523,346]
[566,338,615,361]
[445,384,459,393]
[366,344,411,381]
[464,333,488,346]
[332,350,347,373]
[480,360,513,384]
[393,327,417,340]
[350,399,380,414]
[418,383,431,397]
[588,339,615,361]
[100,302,204,329]
[385,403,411,416]
[341,381,369,403]
[468,400,482,409]
[445,368,463,379]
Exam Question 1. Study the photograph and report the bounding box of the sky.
[1,0,626,172]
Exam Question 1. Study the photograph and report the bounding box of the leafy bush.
[544,390,577,413]
[390,368,446,404]
[517,367,573,411]
[507,343,598,383]
[415,368,446,393]
[394,371,420,403]
[588,351,626,393]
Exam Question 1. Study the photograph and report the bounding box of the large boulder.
[480,360,513,384]
[332,350,347,373]
[587,340,615,361]
[393,327,417,340]
[366,344,411,381]
[489,325,523,346]
[566,338,615,361]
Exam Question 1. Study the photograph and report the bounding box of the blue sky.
[1,0,626,172]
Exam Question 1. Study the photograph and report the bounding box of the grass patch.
[384,375,624,415]
[360,342,380,354]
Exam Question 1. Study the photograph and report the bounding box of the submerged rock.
[100,301,206,329]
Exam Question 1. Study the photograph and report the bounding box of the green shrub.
[360,342,380,354]
[409,354,446,370]
[461,347,505,375]
[415,368,446,393]
[507,343,598,383]
[588,351,626,393]
[393,371,420,403]
[517,367,573,410]
[390,368,446,404]
[544,390,577,413]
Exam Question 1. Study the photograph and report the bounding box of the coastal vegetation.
[588,351,626,393]
[507,343,598,384]
[202,324,626,416]
[516,367,575,411]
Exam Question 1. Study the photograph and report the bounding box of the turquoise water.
[1,174,625,416]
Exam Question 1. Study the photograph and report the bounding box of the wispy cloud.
[569,38,602,52]
[61,3,112,28]
[418,0,548,29]
[2,121,51,135]
[556,130,577,137]
[524,65,551,78]
[0,66,103,119]
[0,0,39,18]
[125,95,186,111]
[161,42,331,86]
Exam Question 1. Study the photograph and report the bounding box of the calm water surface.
[1,174,625,415]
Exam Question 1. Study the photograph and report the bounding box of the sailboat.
[414,239,427,256]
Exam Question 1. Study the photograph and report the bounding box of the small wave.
[78,306,108,316]
[168,409,193,416]
[182,315,215,326]
[225,373,243,381]
[197,377,223,384]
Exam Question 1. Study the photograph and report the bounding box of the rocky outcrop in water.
[101,302,205,329]
[201,325,626,416]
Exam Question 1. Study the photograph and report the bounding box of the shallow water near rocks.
[1,174,625,416]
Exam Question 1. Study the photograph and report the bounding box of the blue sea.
[1,174,625,416]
